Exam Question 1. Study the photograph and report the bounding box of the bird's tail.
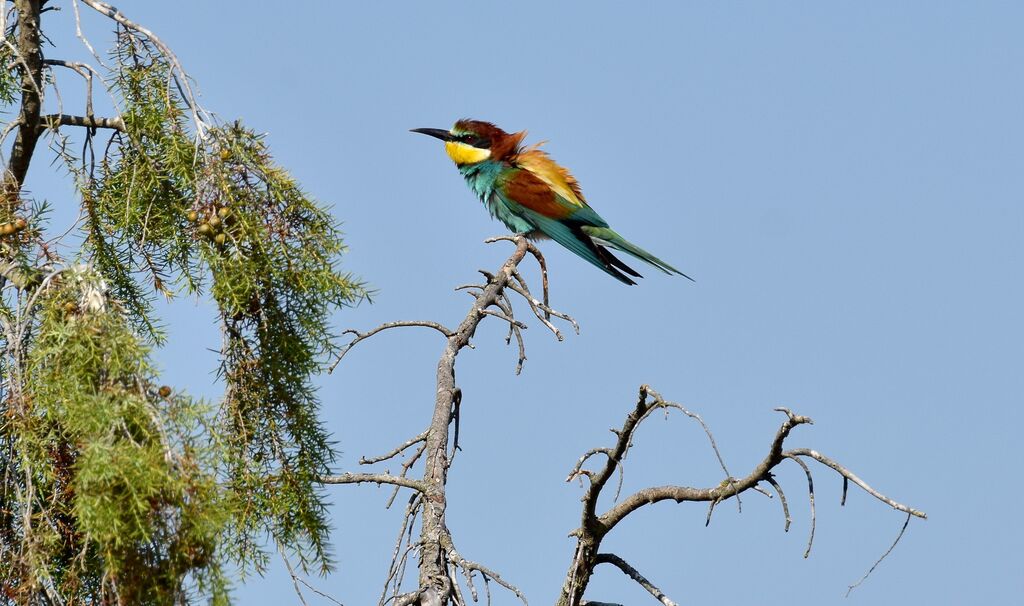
[581,226,694,281]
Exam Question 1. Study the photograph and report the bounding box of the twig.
[385,442,427,509]
[43,59,98,118]
[360,431,429,465]
[594,553,678,606]
[380,495,420,606]
[277,543,311,606]
[494,291,527,374]
[646,387,741,512]
[765,474,791,532]
[505,274,579,338]
[846,512,912,596]
[80,0,211,137]
[297,577,345,606]
[478,308,527,330]
[785,448,927,519]
[328,321,454,373]
[449,548,528,606]
[785,454,816,558]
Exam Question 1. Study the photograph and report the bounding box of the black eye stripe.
[457,134,490,148]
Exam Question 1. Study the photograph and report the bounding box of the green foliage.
[83,40,204,338]
[7,268,228,604]
[2,19,365,606]
[204,123,362,574]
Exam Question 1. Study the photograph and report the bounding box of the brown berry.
[158,385,172,398]
[1,223,14,236]
[13,218,27,232]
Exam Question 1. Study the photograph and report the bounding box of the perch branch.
[327,235,576,604]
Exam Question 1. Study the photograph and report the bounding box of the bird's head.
[411,119,525,166]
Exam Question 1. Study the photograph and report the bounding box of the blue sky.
[24,2,1023,604]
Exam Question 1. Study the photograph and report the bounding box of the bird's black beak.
[410,127,454,142]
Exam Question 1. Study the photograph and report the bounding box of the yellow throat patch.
[444,141,491,165]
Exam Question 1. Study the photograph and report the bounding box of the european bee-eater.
[412,119,692,285]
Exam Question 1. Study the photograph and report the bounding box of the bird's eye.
[460,135,489,148]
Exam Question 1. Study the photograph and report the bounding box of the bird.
[411,120,691,285]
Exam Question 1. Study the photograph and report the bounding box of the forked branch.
[323,236,577,605]
[557,386,926,606]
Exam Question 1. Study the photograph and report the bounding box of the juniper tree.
[0,2,364,603]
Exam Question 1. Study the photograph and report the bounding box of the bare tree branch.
[765,474,792,532]
[785,454,816,558]
[846,512,912,596]
[556,392,926,605]
[328,321,454,373]
[594,553,678,606]
[448,547,528,606]
[596,404,812,533]
[360,431,429,466]
[784,448,927,519]
[38,114,125,132]
[319,472,425,493]
[325,236,576,604]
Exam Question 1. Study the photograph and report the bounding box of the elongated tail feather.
[581,226,694,281]
[514,206,638,285]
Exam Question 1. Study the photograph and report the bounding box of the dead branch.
[324,235,576,605]
[43,59,98,118]
[846,512,912,596]
[556,387,927,606]
[319,472,425,493]
[784,448,927,519]
[785,454,817,558]
[360,431,429,466]
[329,321,454,373]
[38,114,125,132]
[594,554,678,606]
[765,474,792,531]
[448,547,528,606]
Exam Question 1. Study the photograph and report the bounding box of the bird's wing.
[491,176,636,285]
[514,147,589,208]
[498,166,608,226]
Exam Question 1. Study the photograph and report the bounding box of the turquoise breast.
[459,161,535,234]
